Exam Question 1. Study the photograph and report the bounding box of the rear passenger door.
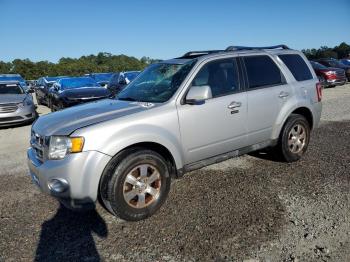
[240,54,293,145]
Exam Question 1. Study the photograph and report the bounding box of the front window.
[92,73,114,82]
[124,72,139,82]
[118,60,196,103]
[311,61,327,70]
[59,77,100,90]
[0,83,24,94]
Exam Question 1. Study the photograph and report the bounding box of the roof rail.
[225,45,290,51]
[181,50,223,58]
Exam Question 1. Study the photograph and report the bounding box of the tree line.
[0,42,349,80]
[0,52,160,80]
[302,42,350,60]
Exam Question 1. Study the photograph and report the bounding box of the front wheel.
[273,114,310,162]
[100,149,171,221]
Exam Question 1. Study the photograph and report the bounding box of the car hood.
[0,94,27,104]
[61,87,110,98]
[33,99,157,136]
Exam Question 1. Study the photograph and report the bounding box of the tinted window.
[279,54,313,81]
[310,61,327,70]
[0,83,24,94]
[58,77,100,89]
[191,59,239,97]
[118,60,196,103]
[244,56,283,88]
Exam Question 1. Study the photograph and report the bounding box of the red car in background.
[310,61,347,88]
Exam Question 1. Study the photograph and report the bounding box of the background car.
[0,81,37,126]
[339,59,350,66]
[86,73,114,87]
[310,61,346,87]
[0,74,27,90]
[35,76,67,105]
[107,71,140,95]
[48,77,111,111]
[316,58,350,81]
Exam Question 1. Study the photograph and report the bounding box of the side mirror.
[186,85,212,105]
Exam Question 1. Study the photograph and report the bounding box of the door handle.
[228,101,242,109]
[278,91,289,98]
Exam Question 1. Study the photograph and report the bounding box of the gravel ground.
[0,85,349,261]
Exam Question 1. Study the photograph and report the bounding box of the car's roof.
[162,48,303,65]
[0,80,20,84]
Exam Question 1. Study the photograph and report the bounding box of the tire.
[273,114,310,162]
[37,97,42,106]
[100,149,171,221]
[49,99,55,112]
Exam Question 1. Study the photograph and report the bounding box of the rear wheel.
[100,149,171,221]
[273,114,310,162]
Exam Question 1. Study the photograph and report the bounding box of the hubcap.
[288,124,307,154]
[123,164,161,209]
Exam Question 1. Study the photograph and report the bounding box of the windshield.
[118,60,196,103]
[59,77,100,89]
[0,83,24,94]
[92,73,114,82]
[0,76,25,84]
[340,59,350,66]
[311,61,327,70]
[124,72,139,82]
[46,76,66,82]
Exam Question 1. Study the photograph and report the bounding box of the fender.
[272,98,314,140]
[78,123,185,170]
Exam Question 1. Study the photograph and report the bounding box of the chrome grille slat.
[0,103,19,113]
[30,131,45,163]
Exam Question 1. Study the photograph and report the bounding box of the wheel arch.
[272,105,314,140]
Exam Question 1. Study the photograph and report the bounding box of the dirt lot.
[0,85,349,262]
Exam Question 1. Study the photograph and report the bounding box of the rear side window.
[243,55,284,89]
[279,54,313,81]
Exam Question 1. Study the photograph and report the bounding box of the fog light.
[48,179,69,193]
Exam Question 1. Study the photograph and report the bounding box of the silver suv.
[27,45,322,221]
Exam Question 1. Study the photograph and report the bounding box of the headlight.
[48,136,84,160]
[18,99,33,108]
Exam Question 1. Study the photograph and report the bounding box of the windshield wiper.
[118,97,138,101]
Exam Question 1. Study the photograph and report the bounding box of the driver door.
[177,58,248,164]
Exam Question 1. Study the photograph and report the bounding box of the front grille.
[0,116,23,122]
[0,103,19,113]
[30,131,46,162]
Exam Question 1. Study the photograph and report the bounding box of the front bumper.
[0,105,36,126]
[27,147,111,207]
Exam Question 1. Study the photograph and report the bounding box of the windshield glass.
[340,59,350,66]
[46,76,66,82]
[92,73,114,82]
[124,72,139,82]
[118,60,196,103]
[59,77,100,89]
[0,83,24,94]
[0,76,25,83]
[311,61,327,70]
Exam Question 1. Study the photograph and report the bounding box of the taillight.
[316,82,322,102]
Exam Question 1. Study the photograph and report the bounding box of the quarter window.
[243,55,284,89]
[191,59,239,98]
[279,54,313,81]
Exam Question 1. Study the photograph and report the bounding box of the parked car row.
[34,71,140,111]
[310,58,350,88]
